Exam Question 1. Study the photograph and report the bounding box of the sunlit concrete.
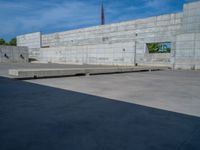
[28,70,200,117]
[9,66,164,79]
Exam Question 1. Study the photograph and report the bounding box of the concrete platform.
[9,66,166,79]
[0,63,122,78]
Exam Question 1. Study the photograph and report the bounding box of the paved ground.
[1,63,200,150]
[28,70,200,117]
[0,76,200,150]
[0,63,118,77]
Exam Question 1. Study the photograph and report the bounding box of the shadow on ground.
[0,77,200,150]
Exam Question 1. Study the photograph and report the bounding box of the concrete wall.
[174,1,200,69]
[28,48,40,60]
[175,33,200,69]
[40,42,135,65]
[39,12,181,66]
[17,32,41,48]
[17,32,41,60]
[40,44,172,66]
[41,13,182,48]
[0,46,29,63]
[16,1,200,69]
[182,1,200,33]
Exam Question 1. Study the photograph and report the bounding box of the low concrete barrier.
[9,66,167,79]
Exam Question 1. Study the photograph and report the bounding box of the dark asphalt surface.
[0,77,200,150]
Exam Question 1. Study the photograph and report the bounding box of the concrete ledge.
[9,66,167,79]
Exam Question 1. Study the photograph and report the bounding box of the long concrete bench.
[9,66,167,79]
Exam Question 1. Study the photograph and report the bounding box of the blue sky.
[0,0,198,41]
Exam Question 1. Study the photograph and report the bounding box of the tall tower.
[101,0,105,25]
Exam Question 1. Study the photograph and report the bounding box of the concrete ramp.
[9,66,167,79]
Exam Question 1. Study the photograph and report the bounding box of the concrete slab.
[8,66,165,79]
[0,63,132,78]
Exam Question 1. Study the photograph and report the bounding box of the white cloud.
[19,1,99,28]
[0,0,101,37]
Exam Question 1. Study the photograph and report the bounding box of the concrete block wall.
[0,46,29,63]
[39,12,181,66]
[182,1,200,33]
[195,34,200,69]
[17,32,41,48]
[17,32,41,60]
[16,1,200,69]
[40,43,172,66]
[175,33,200,69]
[41,13,182,49]
[28,48,40,60]
[40,42,135,65]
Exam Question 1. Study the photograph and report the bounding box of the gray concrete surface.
[28,70,200,117]
[0,74,200,150]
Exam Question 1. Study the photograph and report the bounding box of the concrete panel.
[17,32,41,48]
[0,46,28,63]
[175,33,200,70]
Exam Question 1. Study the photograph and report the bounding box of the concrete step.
[9,66,167,79]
